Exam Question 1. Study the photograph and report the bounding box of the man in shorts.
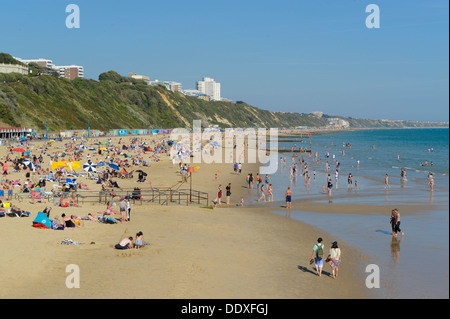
[119,197,127,222]
[311,237,325,277]
[285,187,292,209]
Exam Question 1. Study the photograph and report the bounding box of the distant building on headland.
[14,58,55,70]
[312,111,323,118]
[180,89,210,101]
[54,65,84,80]
[129,72,150,84]
[327,118,350,128]
[0,63,29,75]
[14,56,84,80]
[148,80,182,92]
[197,77,221,101]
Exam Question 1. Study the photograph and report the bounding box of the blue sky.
[1,0,448,122]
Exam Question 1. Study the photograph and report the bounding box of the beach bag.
[316,244,324,259]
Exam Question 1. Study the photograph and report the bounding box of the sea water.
[241,128,449,298]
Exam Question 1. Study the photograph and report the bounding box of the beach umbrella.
[97,161,105,168]
[23,160,35,171]
[83,162,97,172]
[108,163,120,171]
[12,148,26,152]
[79,144,87,150]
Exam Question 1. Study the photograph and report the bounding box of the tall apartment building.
[197,77,221,101]
[55,65,84,80]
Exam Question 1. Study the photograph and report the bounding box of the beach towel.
[60,238,84,245]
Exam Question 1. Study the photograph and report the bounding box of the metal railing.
[12,186,209,207]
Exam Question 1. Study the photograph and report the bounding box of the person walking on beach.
[384,174,391,190]
[226,183,231,205]
[267,184,273,202]
[326,241,341,279]
[285,187,292,209]
[347,173,353,189]
[126,197,131,221]
[390,209,397,236]
[392,209,404,238]
[258,184,266,202]
[311,238,325,277]
[2,162,8,176]
[119,197,127,222]
[217,184,222,205]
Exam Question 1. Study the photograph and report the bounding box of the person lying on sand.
[59,194,69,207]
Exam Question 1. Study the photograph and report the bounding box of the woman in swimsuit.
[258,184,266,202]
[267,184,273,202]
[62,213,79,228]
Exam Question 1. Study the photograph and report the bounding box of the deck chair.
[87,171,97,180]
[5,208,31,217]
[65,178,77,189]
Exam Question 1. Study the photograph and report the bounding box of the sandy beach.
[0,134,374,299]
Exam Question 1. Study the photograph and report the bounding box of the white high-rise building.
[197,77,221,101]
[14,57,55,70]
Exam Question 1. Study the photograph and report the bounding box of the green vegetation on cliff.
[0,64,447,132]
[0,70,329,131]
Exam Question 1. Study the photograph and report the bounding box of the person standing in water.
[384,174,391,190]
[428,173,435,191]
[258,184,266,202]
[285,187,292,209]
[393,209,404,238]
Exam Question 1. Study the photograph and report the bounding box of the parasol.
[108,163,120,171]
[83,162,97,172]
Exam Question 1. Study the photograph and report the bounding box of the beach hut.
[32,212,52,229]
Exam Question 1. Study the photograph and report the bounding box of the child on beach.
[134,231,143,249]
